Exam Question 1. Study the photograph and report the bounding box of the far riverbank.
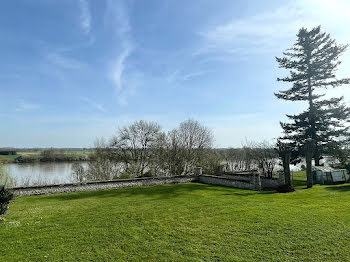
[0,150,91,164]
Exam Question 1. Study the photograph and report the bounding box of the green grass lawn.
[1,173,350,261]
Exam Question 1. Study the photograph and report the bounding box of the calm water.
[5,162,88,187]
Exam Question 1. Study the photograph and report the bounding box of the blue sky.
[1,0,350,148]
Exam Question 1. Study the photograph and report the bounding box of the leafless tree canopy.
[70,120,282,182]
[223,140,278,178]
[72,119,215,180]
[159,119,214,175]
[110,120,163,177]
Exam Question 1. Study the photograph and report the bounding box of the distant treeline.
[14,149,90,163]
[0,148,94,153]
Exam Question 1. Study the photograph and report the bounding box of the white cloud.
[197,0,350,57]
[182,70,214,81]
[46,52,85,69]
[165,69,214,83]
[15,100,40,112]
[105,0,136,105]
[111,48,131,90]
[80,97,106,112]
[79,0,91,34]
[104,0,131,39]
[197,2,307,56]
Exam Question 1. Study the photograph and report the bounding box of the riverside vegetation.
[70,119,288,184]
[0,164,14,217]
[0,149,91,164]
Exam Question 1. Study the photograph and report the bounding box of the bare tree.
[160,119,214,175]
[0,163,13,188]
[71,138,120,182]
[110,120,163,177]
[71,162,87,183]
[253,141,279,178]
[222,141,278,177]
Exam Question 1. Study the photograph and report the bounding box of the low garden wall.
[11,172,287,197]
[198,175,258,190]
[261,177,283,189]
[200,173,286,191]
[12,176,197,196]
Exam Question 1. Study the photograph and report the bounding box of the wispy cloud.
[79,0,91,34]
[105,0,136,105]
[15,100,40,112]
[196,2,306,57]
[46,52,85,69]
[80,97,106,112]
[104,0,131,39]
[111,49,131,90]
[182,70,214,81]
[166,69,214,83]
[197,0,350,58]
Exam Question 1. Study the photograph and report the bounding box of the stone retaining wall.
[261,177,283,189]
[198,175,257,190]
[199,174,286,191]
[11,173,287,197]
[12,176,197,196]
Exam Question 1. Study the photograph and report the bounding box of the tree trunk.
[314,146,321,166]
[283,151,292,187]
[306,139,315,188]
[306,46,318,168]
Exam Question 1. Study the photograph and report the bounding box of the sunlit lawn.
[1,172,350,261]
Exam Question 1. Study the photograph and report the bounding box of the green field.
[0,152,40,163]
[1,173,350,261]
[0,151,91,163]
[0,154,20,162]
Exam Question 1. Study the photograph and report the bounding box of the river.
[5,162,89,187]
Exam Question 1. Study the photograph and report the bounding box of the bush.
[71,163,87,183]
[0,186,14,216]
[276,184,295,193]
[200,150,222,175]
[119,173,131,179]
[0,163,14,187]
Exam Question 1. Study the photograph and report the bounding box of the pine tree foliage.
[275,26,350,164]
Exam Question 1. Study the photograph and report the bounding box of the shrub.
[0,163,14,187]
[119,173,131,179]
[276,184,295,193]
[200,150,223,175]
[0,186,14,216]
[71,163,87,183]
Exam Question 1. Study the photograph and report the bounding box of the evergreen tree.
[275,26,350,169]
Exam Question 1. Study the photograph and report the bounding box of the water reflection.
[5,162,88,187]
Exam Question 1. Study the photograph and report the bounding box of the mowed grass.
[1,173,350,261]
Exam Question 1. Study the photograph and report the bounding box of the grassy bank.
[0,152,39,163]
[1,173,350,261]
[0,151,90,164]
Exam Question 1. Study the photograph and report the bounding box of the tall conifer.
[276,26,350,171]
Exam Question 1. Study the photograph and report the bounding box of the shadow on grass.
[292,172,308,189]
[325,184,350,192]
[37,183,276,202]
